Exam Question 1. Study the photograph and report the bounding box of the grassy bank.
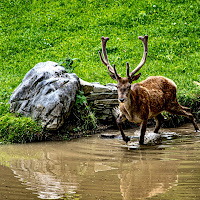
[1,0,200,143]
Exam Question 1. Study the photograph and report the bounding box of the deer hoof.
[125,136,130,143]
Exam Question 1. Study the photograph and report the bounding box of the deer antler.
[98,36,120,80]
[128,35,148,80]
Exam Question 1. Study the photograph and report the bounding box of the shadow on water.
[0,123,200,200]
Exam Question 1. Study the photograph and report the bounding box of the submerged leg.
[139,120,148,145]
[154,113,164,133]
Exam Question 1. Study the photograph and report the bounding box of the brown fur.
[116,76,199,144]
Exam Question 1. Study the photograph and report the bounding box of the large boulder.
[9,61,80,130]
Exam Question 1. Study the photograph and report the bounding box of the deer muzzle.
[119,98,126,103]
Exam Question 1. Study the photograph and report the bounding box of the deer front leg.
[139,120,148,144]
[116,114,130,143]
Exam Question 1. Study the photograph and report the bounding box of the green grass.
[1,0,200,142]
[0,113,44,143]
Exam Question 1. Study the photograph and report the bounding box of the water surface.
[0,123,200,200]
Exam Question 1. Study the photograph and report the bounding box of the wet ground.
[0,123,200,200]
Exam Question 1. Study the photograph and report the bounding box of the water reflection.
[0,124,199,200]
[119,154,178,200]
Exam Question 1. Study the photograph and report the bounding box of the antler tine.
[98,36,115,75]
[129,35,148,78]
[126,62,130,79]
[113,64,120,80]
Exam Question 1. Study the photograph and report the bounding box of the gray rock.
[102,109,111,115]
[79,79,94,94]
[86,92,118,101]
[9,61,80,130]
[105,83,117,92]
[81,81,119,125]
[91,82,113,93]
[94,99,119,105]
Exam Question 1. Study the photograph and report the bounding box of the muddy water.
[0,123,200,200]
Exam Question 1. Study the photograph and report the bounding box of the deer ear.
[129,73,141,83]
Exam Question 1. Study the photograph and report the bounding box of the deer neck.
[124,90,137,111]
[119,92,138,122]
[121,92,134,113]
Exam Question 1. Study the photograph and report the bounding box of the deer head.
[99,35,148,103]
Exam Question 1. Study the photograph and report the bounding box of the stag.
[99,35,199,144]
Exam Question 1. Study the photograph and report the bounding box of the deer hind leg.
[154,113,164,133]
[166,103,199,132]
